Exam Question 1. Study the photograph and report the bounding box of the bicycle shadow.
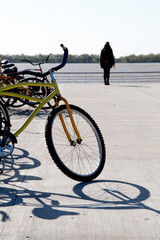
[0,147,79,221]
[1,147,42,184]
[0,148,159,222]
[73,180,160,213]
[8,106,51,119]
[0,179,159,222]
[0,186,79,221]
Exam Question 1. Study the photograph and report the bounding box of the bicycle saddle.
[3,66,18,74]
[1,59,9,65]
[2,63,15,69]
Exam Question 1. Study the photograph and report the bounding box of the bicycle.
[18,54,56,109]
[0,56,54,109]
[0,44,106,182]
[0,63,25,107]
[21,53,52,76]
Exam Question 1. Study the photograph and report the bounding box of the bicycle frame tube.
[0,81,60,137]
[13,90,56,137]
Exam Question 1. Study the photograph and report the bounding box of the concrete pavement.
[0,82,160,239]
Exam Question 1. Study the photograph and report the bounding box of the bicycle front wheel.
[45,104,106,182]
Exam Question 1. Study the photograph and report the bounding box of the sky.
[0,0,160,57]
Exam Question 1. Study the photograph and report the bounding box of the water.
[15,63,160,83]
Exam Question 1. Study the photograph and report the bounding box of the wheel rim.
[0,136,14,157]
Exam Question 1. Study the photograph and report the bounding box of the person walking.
[100,42,115,85]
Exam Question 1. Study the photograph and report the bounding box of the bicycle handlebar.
[51,44,68,72]
[8,44,68,77]
[45,53,52,63]
[21,53,52,66]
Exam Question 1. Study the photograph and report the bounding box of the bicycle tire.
[0,100,10,132]
[0,101,15,157]
[6,98,25,108]
[45,104,106,182]
[0,96,19,108]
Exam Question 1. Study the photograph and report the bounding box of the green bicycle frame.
[0,75,81,142]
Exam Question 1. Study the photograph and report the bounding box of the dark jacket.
[100,43,115,69]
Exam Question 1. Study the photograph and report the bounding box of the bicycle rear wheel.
[19,78,47,107]
[45,104,106,182]
[19,78,56,109]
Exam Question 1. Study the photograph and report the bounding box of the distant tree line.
[0,53,160,63]
[119,53,160,63]
[0,53,100,64]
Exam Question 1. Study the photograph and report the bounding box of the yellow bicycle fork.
[56,96,82,145]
